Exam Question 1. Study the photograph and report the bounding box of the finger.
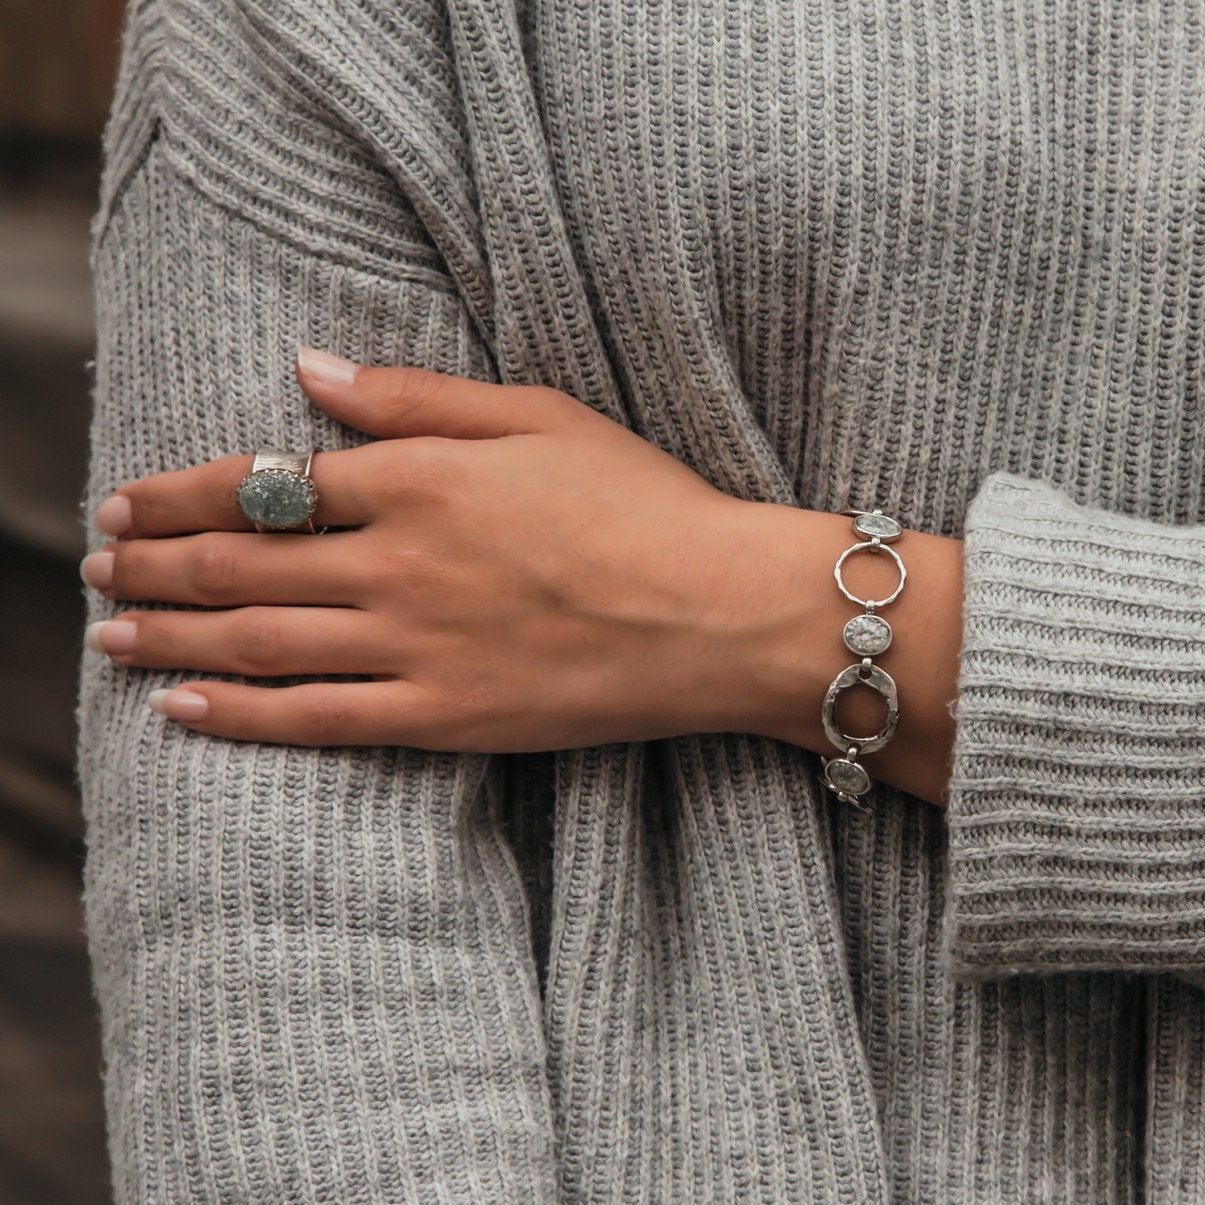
[104,530,369,607]
[295,346,581,440]
[93,446,387,539]
[145,679,441,747]
[87,607,394,677]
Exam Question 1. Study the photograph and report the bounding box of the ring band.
[236,448,323,533]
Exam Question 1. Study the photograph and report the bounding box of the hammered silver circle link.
[833,541,907,609]
[820,662,900,754]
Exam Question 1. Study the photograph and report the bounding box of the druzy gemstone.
[853,512,902,540]
[825,758,870,796]
[843,613,892,655]
[237,469,317,529]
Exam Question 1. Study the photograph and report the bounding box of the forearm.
[724,502,964,809]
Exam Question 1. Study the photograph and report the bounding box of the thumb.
[294,346,574,439]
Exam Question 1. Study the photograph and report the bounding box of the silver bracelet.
[819,508,906,813]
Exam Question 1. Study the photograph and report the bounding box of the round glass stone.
[843,613,892,656]
[825,758,870,797]
[852,512,902,541]
[237,469,318,529]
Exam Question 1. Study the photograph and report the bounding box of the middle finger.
[97,530,370,608]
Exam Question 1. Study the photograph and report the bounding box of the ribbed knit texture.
[80,1,1204,1201]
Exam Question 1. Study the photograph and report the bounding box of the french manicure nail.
[147,688,209,722]
[94,494,132,536]
[80,551,114,590]
[85,619,138,655]
[297,345,358,386]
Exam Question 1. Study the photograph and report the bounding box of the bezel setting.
[236,468,319,531]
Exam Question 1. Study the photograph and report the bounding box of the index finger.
[93,448,377,538]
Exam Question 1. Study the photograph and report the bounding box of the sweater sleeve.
[81,5,556,1200]
[941,469,1205,983]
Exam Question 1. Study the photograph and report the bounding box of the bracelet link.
[820,750,873,814]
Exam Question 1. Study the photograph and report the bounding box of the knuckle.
[527,384,571,411]
[373,462,419,505]
[526,387,590,435]
[380,366,448,433]
[430,683,494,751]
[230,612,287,677]
[404,436,458,489]
[388,366,448,418]
[380,438,458,502]
[300,694,350,743]
[189,539,239,602]
[526,384,581,429]
[371,543,444,595]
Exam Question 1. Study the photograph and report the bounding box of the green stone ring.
[236,449,323,533]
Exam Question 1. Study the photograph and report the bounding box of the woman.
[79,0,1204,1200]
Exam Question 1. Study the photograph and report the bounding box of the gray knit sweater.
[80,0,1205,1201]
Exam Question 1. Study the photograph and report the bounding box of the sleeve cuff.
[941,469,1205,980]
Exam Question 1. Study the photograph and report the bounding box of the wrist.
[717,500,963,807]
[693,500,835,744]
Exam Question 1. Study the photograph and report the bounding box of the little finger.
[144,680,439,747]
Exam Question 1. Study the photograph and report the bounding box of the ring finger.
[91,530,371,607]
[87,606,398,678]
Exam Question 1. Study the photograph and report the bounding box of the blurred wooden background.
[0,2,123,1201]
[0,0,124,136]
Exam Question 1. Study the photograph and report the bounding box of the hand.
[81,349,791,750]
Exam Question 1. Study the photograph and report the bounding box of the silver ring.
[236,448,323,533]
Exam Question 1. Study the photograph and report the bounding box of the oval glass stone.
[825,758,870,796]
[237,469,318,529]
[852,512,902,541]
[843,613,892,656]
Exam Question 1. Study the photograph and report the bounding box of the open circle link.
[821,662,900,753]
[833,541,906,608]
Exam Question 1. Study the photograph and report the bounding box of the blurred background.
[1,1,125,1200]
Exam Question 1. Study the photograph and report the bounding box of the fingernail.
[297,346,358,386]
[80,551,114,590]
[147,688,209,721]
[85,618,137,654]
[94,493,132,536]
